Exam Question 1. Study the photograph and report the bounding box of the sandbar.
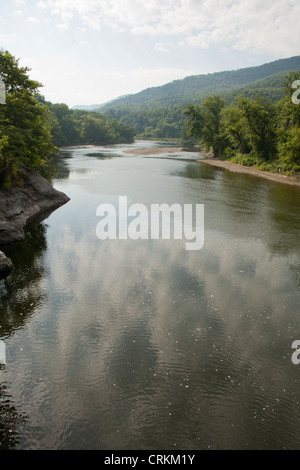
[125,147,183,155]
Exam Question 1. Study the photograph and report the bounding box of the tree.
[276,73,300,170]
[221,104,250,154]
[184,104,204,140]
[185,96,226,157]
[237,96,277,161]
[80,115,109,144]
[0,50,56,186]
[201,96,227,157]
[0,50,41,94]
[279,127,300,168]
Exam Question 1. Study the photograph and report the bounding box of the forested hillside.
[37,97,135,148]
[103,56,300,109]
[100,56,300,140]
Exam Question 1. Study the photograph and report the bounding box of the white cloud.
[35,0,300,56]
[154,42,173,53]
[37,0,47,8]
[5,0,298,106]
[56,23,69,30]
[26,16,40,22]
[0,33,19,44]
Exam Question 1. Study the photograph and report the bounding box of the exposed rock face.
[0,251,13,279]
[0,164,70,277]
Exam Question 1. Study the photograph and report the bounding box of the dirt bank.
[199,158,300,187]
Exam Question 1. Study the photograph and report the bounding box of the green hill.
[102,56,300,109]
[99,55,300,139]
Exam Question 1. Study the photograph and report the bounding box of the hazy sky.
[1,0,299,107]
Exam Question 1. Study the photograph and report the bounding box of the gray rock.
[0,250,13,278]
[0,164,70,276]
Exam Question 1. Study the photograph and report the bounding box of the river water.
[0,140,300,450]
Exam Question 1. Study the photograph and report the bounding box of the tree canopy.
[0,50,56,176]
[37,98,136,148]
[184,72,300,173]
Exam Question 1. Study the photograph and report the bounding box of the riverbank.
[125,147,183,155]
[0,164,70,278]
[199,158,300,187]
[126,145,300,187]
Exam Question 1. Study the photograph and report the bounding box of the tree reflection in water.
[0,381,27,450]
[0,223,48,449]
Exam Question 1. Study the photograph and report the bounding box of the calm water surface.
[0,140,300,450]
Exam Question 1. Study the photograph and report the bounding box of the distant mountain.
[72,104,103,111]
[101,55,300,111]
[72,94,132,112]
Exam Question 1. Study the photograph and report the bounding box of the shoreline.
[0,164,70,278]
[199,158,300,187]
[126,145,300,187]
[125,147,183,155]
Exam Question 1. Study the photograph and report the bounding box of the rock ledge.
[0,164,70,277]
[0,251,13,279]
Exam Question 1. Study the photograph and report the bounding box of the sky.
[1,0,300,108]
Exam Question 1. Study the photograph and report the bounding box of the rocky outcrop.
[0,164,70,277]
[0,251,13,279]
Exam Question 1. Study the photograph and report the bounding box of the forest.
[36,96,135,148]
[184,73,300,174]
[100,56,300,142]
[102,72,300,142]
[0,50,135,187]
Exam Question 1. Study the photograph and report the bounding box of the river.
[0,140,300,450]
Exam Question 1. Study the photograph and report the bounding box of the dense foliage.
[185,72,300,173]
[37,98,135,147]
[100,56,300,140]
[0,50,55,175]
[105,105,187,140]
[0,50,135,187]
